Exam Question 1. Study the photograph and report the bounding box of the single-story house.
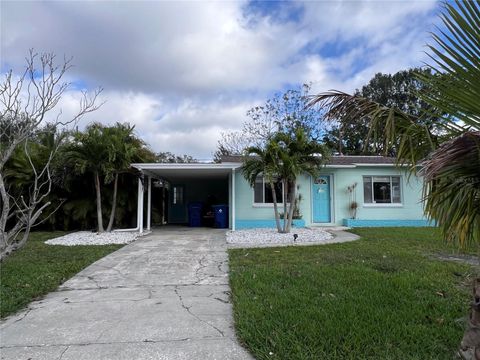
[130,155,432,232]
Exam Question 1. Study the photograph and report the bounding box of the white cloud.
[1,0,441,159]
[53,89,253,158]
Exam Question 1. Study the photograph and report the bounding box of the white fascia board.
[130,163,241,171]
[353,163,399,167]
[324,165,357,168]
[221,162,243,166]
[324,163,409,168]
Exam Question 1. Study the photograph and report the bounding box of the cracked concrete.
[0,227,252,360]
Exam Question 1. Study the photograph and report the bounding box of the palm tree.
[242,138,284,232]
[67,122,149,232]
[67,123,111,232]
[308,1,479,356]
[242,128,328,233]
[103,123,139,232]
[275,129,329,232]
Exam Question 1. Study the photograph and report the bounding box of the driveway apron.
[0,228,253,359]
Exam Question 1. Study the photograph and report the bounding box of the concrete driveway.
[0,228,253,360]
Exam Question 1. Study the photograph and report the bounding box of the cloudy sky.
[1,0,440,159]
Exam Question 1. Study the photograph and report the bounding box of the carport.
[130,163,240,232]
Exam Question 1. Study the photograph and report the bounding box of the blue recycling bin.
[188,202,203,227]
[212,205,228,228]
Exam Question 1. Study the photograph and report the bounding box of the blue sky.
[1,0,440,159]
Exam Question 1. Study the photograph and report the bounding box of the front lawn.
[0,232,123,318]
[229,227,479,360]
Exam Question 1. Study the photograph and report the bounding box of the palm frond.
[307,1,480,246]
[420,0,480,130]
[308,91,437,172]
[421,131,480,247]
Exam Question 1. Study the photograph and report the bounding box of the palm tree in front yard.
[275,128,329,232]
[242,128,328,233]
[241,136,283,232]
[309,1,479,356]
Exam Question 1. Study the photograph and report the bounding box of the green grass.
[229,227,479,360]
[0,232,123,318]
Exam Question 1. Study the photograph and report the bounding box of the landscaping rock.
[226,228,333,246]
[45,231,141,246]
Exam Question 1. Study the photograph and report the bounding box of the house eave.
[324,163,402,168]
[352,163,398,167]
[130,162,241,181]
[131,163,241,171]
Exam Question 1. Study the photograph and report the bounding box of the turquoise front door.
[312,175,331,223]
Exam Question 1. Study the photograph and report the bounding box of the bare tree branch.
[0,50,101,260]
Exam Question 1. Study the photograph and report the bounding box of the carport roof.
[131,163,240,180]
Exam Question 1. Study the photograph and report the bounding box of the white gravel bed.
[45,231,140,246]
[226,227,334,246]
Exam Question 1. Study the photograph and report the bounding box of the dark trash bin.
[188,202,203,227]
[212,205,228,228]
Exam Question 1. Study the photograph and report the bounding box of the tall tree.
[0,51,100,259]
[309,1,480,356]
[214,84,325,161]
[322,68,444,155]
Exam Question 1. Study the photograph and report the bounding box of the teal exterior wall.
[343,219,433,227]
[234,166,430,228]
[325,167,426,226]
[234,171,313,228]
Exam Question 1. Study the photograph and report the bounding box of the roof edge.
[131,163,241,171]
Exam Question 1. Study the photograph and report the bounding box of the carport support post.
[137,175,144,234]
[232,168,236,231]
[147,176,151,231]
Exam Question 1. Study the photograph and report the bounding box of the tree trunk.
[286,181,297,233]
[106,173,119,232]
[270,181,282,233]
[1,209,32,260]
[0,194,50,260]
[459,278,480,359]
[9,227,31,257]
[0,243,16,261]
[94,171,104,232]
[0,172,10,250]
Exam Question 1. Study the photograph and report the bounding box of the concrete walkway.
[0,228,253,360]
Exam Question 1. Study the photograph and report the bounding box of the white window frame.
[363,175,403,207]
[252,175,285,207]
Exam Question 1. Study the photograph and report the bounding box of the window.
[314,177,328,185]
[254,176,284,204]
[363,176,401,204]
[172,186,184,205]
